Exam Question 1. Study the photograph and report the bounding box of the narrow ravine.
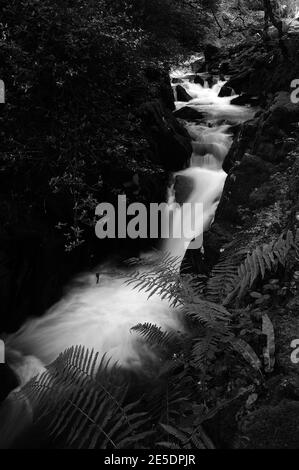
[0,60,257,447]
[6,61,256,384]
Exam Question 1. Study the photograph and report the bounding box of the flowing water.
[0,64,256,447]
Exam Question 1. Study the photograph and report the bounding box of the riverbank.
[196,38,299,448]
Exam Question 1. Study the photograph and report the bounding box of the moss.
[240,401,299,449]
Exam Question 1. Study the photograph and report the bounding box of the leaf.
[262,314,275,373]
[232,338,262,372]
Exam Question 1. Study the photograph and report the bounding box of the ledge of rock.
[139,100,192,171]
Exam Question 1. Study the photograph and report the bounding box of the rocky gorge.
[1,1,299,449]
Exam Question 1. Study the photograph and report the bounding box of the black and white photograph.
[1,0,299,452]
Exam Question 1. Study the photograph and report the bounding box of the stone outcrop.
[139,100,192,171]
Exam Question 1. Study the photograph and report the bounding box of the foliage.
[9,229,297,448]
[14,346,152,449]
[128,229,298,391]
[1,0,216,250]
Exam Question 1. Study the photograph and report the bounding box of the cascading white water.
[2,69,256,440]
[0,65,257,449]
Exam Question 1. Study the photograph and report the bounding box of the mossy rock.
[239,401,299,449]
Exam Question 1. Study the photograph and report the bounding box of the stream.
[0,61,256,447]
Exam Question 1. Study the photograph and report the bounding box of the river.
[0,61,256,447]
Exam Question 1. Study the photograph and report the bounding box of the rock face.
[223,38,299,98]
[224,91,299,173]
[176,85,192,102]
[218,154,273,223]
[139,100,192,171]
[173,106,205,121]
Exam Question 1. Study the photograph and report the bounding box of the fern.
[131,323,186,355]
[126,252,206,307]
[224,230,297,304]
[126,252,183,307]
[191,330,231,370]
[206,245,248,303]
[13,346,152,449]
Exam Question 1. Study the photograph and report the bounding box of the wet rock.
[217,154,272,223]
[190,58,206,73]
[218,85,234,97]
[194,76,205,86]
[231,94,260,106]
[173,106,205,121]
[139,100,192,171]
[226,69,252,94]
[206,75,214,88]
[174,174,194,204]
[223,118,259,172]
[176,85,193,102]
[172,78,184,84]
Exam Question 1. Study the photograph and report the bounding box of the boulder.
[174,174,194,205]
[172,78,184,84]
[191,58,206,73]
[217,154,272,223]
[218,85,234,97]
[231,94,255,106]
[270,91,299,124]
[176,85,193,102]
[226,69,252,94]
[173,106,205,121]
[139,100,192,171]
[194,76,205,86]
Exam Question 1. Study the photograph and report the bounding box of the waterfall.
[6,72,255,379]
[6,70,255,378]
[0,66,256,448]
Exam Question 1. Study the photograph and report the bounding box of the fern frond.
[224,230,297,304]
[183,298,232,329]
[231,338,262,372]
[206,244,247,303]
[126,252,183,307]
[159,423,213,449]
[14,346,152,449]
[131,323,185,354]
[191,331,225,370]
